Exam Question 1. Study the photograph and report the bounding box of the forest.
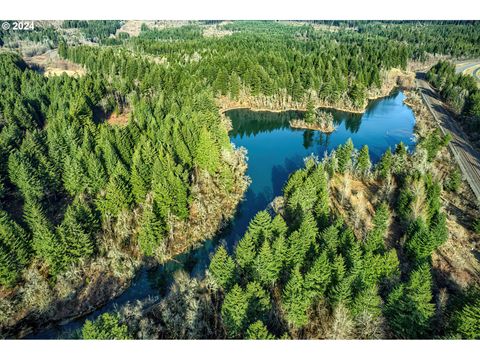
[0,20,479,339]
[77,135,479,339]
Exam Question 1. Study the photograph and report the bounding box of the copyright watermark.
[1,21,35,31]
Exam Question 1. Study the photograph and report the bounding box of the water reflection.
[30,90,416,339]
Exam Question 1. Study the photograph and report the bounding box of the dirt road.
[416,73,480,203]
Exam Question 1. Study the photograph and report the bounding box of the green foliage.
[254,239,278,286]
[365,203,390,254]
[81,313,131,340]
[444,168,461,193]
[356,145,371,178]
[245,320,275,340]
[282,266,309,328]
[385,264,435,338]
[420,129,451,162]
[376,147,393,179]
[337,138,354,174]
[195,127,220,174]
[209,245,236,290]
[0,210,31,287]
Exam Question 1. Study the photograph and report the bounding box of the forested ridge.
[0,45,247,334]
[0,20,479,338]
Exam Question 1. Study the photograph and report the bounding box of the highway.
[416,73,480,203]
[455,60,480,83]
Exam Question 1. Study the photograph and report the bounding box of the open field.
[24,49,86,77]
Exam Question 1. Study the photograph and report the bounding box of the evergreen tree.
[385,264,435,338]
[377,147,393,179]
[282,266,309,328]
[356,145,371,178]
[221,284,249,338]
[137,199,164,257]
[195,127,220,174]
[0,210,31,287]
[304,251,331,301]
[254,238,278,286]
[82,313,131,340]
[365,203,390,254]
[245,320,275,340]
[209,244,236,290]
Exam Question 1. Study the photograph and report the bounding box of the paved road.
[416,73,480,203]
[455,60,480,82]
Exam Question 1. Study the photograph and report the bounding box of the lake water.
[28,89,415,339]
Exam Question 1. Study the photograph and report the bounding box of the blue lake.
[28,89,415,339]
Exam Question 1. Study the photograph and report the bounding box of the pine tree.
[385,264,435,338]
[245,281,271,325]
[221,284,249,338]
[377,147,393,179]
[98,162,133,217]
[356,145,371,178]
[0,210,31,287]
[304,251,331,301]
[450,297,480,339]
[82,313,131,340]
[365,203,390,254]
[282,266,309,328]
[312,166,330,226]
[245,320,275,339]
[209,244,236,290]
[23,200,61,273]
[254,238,278,286]
[235,233,257,277]
[130,137,155,203]
[57,198,96,266]
[305,98,315,124]
[195,127,220,174]
[244,211,272,247]
[337,139,354,174]
[137,198,164,257]
[230,73,241,100]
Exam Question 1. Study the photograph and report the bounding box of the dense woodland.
[79,137,479,339]
[0,20,479,339]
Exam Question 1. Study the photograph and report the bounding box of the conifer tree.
[254,239,278,286]
[98,162,133,217]
[385,264,435,338]
[245,320,275,340]
[377,147,393,179]
[304,251,331,301]
[221,284,249,338]
[137,199,164,257]
[365,203,390,254]
[282,266,309,328]
[235,233,257,277]
[82,313,131,340]
[23,200,61,272]
[209,244,236,290]
[356,145,371,178]
[195,127,220,174]
[0,210,31,286]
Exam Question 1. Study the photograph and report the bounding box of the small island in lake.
[289,99,336,133]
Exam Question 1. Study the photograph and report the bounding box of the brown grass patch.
[24,50,86,77]
[107,111,131,126]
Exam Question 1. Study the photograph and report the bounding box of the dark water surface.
[29,90,415,339]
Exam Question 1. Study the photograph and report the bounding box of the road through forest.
[416,73,480,203]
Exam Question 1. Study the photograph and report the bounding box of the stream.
[28,89,416,339]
